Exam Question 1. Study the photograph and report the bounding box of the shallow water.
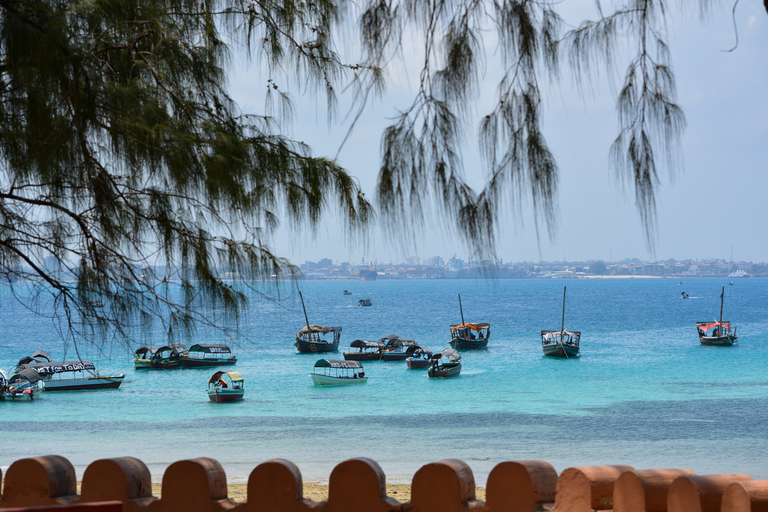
[1,277,766,483]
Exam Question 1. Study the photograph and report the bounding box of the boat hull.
[542,344,580,358]
[180,357,237,368]
[151,360,182,369]
[343,352,383,361]
[42,375,125,391]
[428,363,461,378]
[134,359,153,370]
[207,389,244,403]
[448,336,489,350]
[406,358,431,369]
[310,373,368,386]
[3,389,40,401]
[295,339,340,353]
[699,335,738,346]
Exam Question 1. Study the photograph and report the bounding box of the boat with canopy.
[151,344,188,369]
[15,359,125,391]
[343,339,386,361]
[428,348,462,378]
[207,371,245,402]
[696,287,738,346]
[2,369,43,401]
[310,359,367,386]
[448,295,490,349]
[180,344,237,367]
[405,345,433,369]
[294,292,342,353]
[133,346,158,369]
[541,286,580,358]
[378,334,417,361]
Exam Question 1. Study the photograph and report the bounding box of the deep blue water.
[1,277,767,483]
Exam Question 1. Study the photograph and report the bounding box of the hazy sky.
[230,1,767,265]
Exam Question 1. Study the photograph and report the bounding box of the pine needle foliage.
[0,0,372,347]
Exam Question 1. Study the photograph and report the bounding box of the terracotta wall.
[0,456,766,512]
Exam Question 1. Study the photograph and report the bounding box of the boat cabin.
[310,359,367,386]
[450,323,490,341]
[541,330,580,347]
[181,344,237,367]
[696,321,735,339]
[343,339,385,360]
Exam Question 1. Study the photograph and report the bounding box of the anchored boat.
[2,369,44,401]
[541,286,581,358]
[133,346,158,369]
[428,348,462,378]
[405,345,433,369]
[151,344,188,369]
[696,287,738,346]
[448,295,490,349]
[294,291,342,353]
[180,344,237,367]
[310,359,367,386]
[15,359,124,391]
[207,371,245,402]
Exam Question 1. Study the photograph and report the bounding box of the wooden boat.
[16,359,125,390]
[358,298,372,307]
[151,344,188,369]
[428,348,462,378]
[134,346,158,369]
[448,294,490,349]
[310,359,368,386]
[207,371,245,402]
[2,369,44,401]
[343,339,386,361]
[378,334,417,361]
[541,286,580,358]
[294,291,342,353]
[180,344,237,367]
[405,345,433,369]
[343,290,352,295]
[681,291,689,299]
[696,287,738,346]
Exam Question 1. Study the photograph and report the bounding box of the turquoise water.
[1,278,767,483]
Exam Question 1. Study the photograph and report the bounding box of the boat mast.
[299,291,312,332]
[719,286,725,329]
[458,294,465,325]
[560,286,567,334]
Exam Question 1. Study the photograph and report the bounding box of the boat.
[427,348,462,378]
[180,344,237,368]
[728,270,751,278]
[2,369,43,401]
[310,359,368,386]
[359,270,377,281]
[378,334,417,361]
[207,371,245,402]
[343,339,386,361]
[448,294,490,349]
[358,298,372,307]
[294,291,342,353]
[405,345,433,369]
[150,344,188,369]
[133,346,158,369]
[343,290,352,295]
[15,359,124,391]
[681,291,689,299]
[541,286,580,358]
[696,287,738,346]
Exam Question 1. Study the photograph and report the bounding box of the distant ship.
[359,270,377,281]
[728,270,751,278]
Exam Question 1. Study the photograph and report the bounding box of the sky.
[229,1,768,265]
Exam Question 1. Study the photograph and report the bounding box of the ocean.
[1,277,767,484]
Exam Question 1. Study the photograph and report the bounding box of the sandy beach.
[146,482,488,503]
